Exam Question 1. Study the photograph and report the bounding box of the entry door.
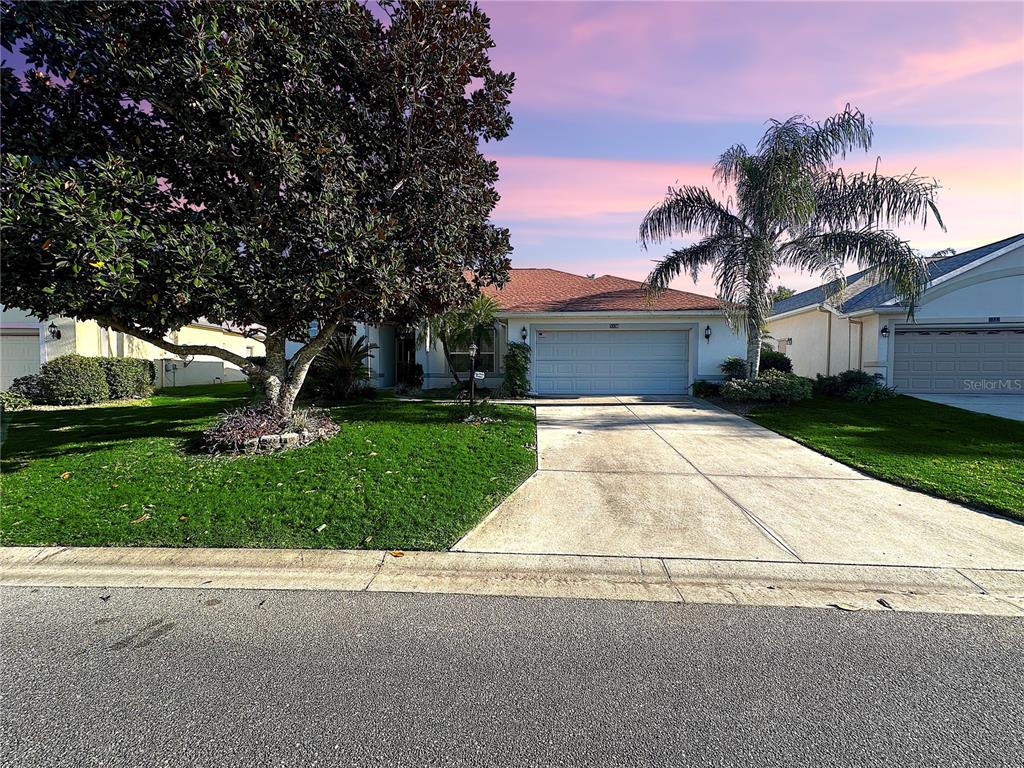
[534,329,689,395]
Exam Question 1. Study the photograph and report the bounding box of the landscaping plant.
[499,342,531,398]
[639,107,942,379]
[719,356,749,381]
[813,369,895,401]
[1,1,515,418]
[39,355,110,405]
[203,403,339,454]
[758,349,793,374]
[97,358,154,399]
[0,391,31,413]
[9,374,45,405]
[310,333,379,400]
[721,370,813,405]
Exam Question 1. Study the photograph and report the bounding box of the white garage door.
[534,329,689,395]
[1,329,42,391]
[893,328,1024,394]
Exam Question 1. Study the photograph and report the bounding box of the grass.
[749,395,1024,520]
[0,384,537,550]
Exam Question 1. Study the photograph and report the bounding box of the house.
[0,307,265,391]
[350,268,747,396]
[767,233,1024,395]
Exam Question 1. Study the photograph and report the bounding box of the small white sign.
[473,371,485,380]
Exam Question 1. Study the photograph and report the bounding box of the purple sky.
[480,0,1024,293]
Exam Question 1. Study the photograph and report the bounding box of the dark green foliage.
[1,1,515,414]
[397,362,424,391]
[721,370,813,404]
[759,349,793,374]
[9,374,45,404]
[720,356,748,381]
[691,380,722,398]
[499,342,531,398]
[310,334,379,400]
[97,358,153,399]
[0,391,31,412]
[39,355,109,405]
[814,369,892,402]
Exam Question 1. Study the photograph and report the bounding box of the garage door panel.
[1,329,42,391]
[534,329,689,395]
[893,328,1022,394]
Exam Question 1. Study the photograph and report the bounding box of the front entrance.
[396,330,417,387]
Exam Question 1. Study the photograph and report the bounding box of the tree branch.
[101,318,256,372]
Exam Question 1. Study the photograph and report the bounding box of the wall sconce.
[520,326,528,341]
[47,321,61,340]
[704,325,712,343]
[880,325,890,339]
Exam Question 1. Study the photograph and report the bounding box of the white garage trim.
[530,323,697,395]
[893,326,1024,395]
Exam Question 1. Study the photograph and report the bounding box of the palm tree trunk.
[746,318,762,380]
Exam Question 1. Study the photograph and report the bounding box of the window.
[450,328,495,373]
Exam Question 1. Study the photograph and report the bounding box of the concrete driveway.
[455,398,1024,569]
[911,394,1024,422]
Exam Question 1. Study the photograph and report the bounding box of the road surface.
[2,586,1022,767]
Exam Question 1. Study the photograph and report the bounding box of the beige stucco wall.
[768,308,877,378]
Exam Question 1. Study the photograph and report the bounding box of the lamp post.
[468,340,478,409]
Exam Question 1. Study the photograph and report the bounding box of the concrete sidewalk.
[2,546,1022,616]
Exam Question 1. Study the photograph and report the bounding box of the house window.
[450,328,495,373]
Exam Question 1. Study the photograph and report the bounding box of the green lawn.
[0,384,536,550]
[749,395,1024,520]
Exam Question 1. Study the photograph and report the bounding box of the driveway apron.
[454,398,1024,568]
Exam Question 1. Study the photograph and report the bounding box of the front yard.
[0,384,537,550]
[749,395,1024,520]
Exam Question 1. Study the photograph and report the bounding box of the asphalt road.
[2,587,1022,767]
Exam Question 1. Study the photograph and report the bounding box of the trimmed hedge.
[39,355,109,405]
[721,369,813,405]
[814,369,896,402]
[10,374,46,404]
[759,349,793,374]
[98,357,154,399]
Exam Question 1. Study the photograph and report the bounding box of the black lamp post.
[704,325,712,343]
[880,325,890,339]
[47,321,61,340]
[468,340,478,409]
[520,326,528,341]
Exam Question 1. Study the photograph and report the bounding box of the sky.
[479,0,1024,294]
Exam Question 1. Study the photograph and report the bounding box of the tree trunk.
[746,318,763,381]
[440,338,462,385]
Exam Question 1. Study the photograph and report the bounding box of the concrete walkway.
[911,393,1024,422]
[455,398,1024,570]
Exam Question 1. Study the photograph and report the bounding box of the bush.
[498,341,531,398]
[396,361,424,391]
[39,355,109,405]
[721,370,813,405]
[309,334,379,400]
[720,356,748,381]
[10,374,46,404]
[203,404,339,453]
[98,358,154,399]
[759,349,793,374]
[814,369,892,402]
[0,391,31,412]
[691,380,722,398]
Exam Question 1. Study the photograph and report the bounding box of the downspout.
[817,306,832,375]
[849,319,864,370]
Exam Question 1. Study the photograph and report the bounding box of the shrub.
[397,361,424,390]
[498,341,531,398]
[310,334,379,399]
[98,358,154,399]
[720,356,748,380]
[846,382,898,403]
[814,369,892,402]
[10,374,46,404]
[758,349,793,374]
[39,355,109,405]
[203,404,339,453]
[0,391,31,412]
[691,380,722,398]
[721,370,812,404]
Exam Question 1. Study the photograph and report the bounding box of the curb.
[2,546,1022,616]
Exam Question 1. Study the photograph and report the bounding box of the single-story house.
[0,307,265,390]
[766,233,1024,395]
[349,268,747,396]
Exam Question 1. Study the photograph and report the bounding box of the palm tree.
[420,293,500,384]
[316,333,379,399]
[639,107,943,379]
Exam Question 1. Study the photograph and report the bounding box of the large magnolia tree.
[639,108,943,379]
[1,0,514,415]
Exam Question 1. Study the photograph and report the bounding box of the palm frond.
[644,235,733,294]
[812,169,944,231]
[639,186,746,246]
[713,144,749,186]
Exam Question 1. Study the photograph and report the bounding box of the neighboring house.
[767,233,1024,395]
[343,268,747,396]
[0,307,265,391]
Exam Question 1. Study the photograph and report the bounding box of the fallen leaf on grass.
[130,513,151,524]
[178,515,189,522]
[59,471,72,480]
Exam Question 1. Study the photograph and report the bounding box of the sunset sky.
[480,0,1024,293]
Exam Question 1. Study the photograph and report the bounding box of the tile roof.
[481,268,722,313]
[771,233,1024,316]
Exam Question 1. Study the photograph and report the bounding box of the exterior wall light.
[704,325,712,343]
[47,321,61,340]
[880,325,890,339]
[520,326,528,341]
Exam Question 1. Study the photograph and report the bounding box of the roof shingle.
[482,268,722,313]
